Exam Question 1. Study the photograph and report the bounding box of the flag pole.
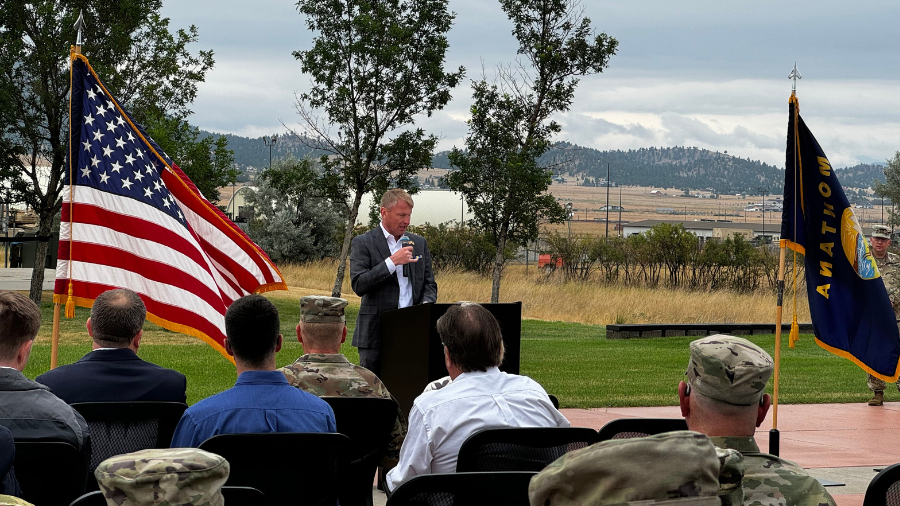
[52,11,85,369]
[770,245,787,456]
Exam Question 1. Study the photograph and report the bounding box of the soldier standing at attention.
[867,225,900,406]
[278,295,407,469]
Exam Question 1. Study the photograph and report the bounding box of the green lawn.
[26,297,873,408]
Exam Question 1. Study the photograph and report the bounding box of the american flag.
[55,54,286,358]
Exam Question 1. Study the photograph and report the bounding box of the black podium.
[380,302,522,417]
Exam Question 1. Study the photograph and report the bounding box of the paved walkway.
[0,268,55,290]
[561,402,900,506]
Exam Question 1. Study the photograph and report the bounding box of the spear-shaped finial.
[74,10,85,54]
[788,62,802,93]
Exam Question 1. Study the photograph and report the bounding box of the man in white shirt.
[385,302,568,491]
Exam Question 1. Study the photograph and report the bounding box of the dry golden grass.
[275,260,811,325]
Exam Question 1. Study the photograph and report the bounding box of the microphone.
[400,234,412,277]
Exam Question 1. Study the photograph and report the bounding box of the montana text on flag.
[781,94,900,381]
[56,52,287,359]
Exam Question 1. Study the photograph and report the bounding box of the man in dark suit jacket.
[37,288,186,404]
[350,189,437,376]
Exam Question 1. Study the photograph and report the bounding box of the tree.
[873,151,900,228]
[292,0,465,297]
[445,0,617,302]
[0,1,214,303]
[245,156,344,264]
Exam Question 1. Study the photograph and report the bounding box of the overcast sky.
[158,0,900,168]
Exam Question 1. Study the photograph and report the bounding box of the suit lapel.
[372,228,393,269]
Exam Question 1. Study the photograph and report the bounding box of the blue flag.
[781,94,900,381]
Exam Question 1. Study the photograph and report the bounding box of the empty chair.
[199,432,349,506]
[68,486,265,506]
[455,427,599,473]
[70,401,188,472]
[596,417,688,441]
[386,471,536,506]
[0,425,20,496]
[863,462,900,506]
[322,397,398,506]
[14,441,87,506]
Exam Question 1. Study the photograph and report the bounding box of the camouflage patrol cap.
[686,334,774,406]
[300,295,348,323]
[872,225,893,240]
[0,496,35,506]
[528,431,723,506]
[94,448,229,506]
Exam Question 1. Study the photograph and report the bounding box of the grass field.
[25,294,872,408]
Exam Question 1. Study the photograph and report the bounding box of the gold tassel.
[65,281,75,318]
[789,314,799,348]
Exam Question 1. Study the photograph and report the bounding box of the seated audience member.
[36,288,186,403]
[171,294,335,447]
[0,291,89,451]
[679,335,836,506]
[386,302,569,491]
[279,295,406,468]
[528,431,738,506]
[94,448,228,505]
[0,426,20,497]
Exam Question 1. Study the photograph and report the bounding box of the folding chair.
[386,471,536,506]
[596,417,688,441]
[863,462,900,506]
[70,401,188,472]
[68,486,265,506]
[199,432,349,506]
[15,441,87,506]
[322,397,399,506]
[455,427,598,472]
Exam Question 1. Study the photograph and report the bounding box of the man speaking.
[350,189,437,376]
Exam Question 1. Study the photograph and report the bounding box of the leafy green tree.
[245,155,344,264]
[144,114,235,202]
[873,151,900,227]
[0,0,214,303]
[293,0,465,297]
[445,0,617,302]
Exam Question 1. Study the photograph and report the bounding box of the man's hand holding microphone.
[390,235,420,277]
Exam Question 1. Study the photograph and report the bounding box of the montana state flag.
[781,94,900,381]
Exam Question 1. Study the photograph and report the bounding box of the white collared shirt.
[385,367,569,490]
[381,222,412,308]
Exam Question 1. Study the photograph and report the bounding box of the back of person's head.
[297,296,347,352]
[528,431,738,506]
[380,188,414,210]
[225,294,280,366]
[0,495,34,506]
[90,288,146,347]
[436,302,504,373]
[94,448,229,506]
[685,334,773,407]
[0,291,41,363]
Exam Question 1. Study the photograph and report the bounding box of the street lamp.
[263,134,278,169]
[565,202,573,240]
[758,186,769,243]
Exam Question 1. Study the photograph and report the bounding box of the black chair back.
[596,417,688,441]
[70,401,188,472]
[864,462,900,506]
[386,471,536,506]
[68,486,265,506]
[455,427,598,473]
[15,441,86,506]
[199,432,349,506]
[322,396,398,506]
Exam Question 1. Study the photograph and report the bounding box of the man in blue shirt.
[171,294,335,447]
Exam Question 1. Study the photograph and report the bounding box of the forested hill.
[203,131,884,194]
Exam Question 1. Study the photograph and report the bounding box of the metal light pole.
[263,134,278,169]
[758,186,769,243]
[618,186,623,236]
[565,202,573,240]
[605,163,610,237]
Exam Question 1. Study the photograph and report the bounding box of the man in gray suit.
[350,189,437,376]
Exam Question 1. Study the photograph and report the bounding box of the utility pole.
[618,187,623,237]
[605,163,610,237]
[758,186,769,243]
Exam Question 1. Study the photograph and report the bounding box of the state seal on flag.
[842,208,880,280]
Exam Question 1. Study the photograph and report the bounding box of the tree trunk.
[490,232,507,303]
[332,192,363,297]
[28,212,55,305]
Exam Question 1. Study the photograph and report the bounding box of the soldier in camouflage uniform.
[678,335,837,506]
[528,430,741,506]
[94,448,229,506]
[867,225,900,406]
[278,295,407,469]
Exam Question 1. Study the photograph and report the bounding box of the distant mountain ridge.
[201,130,884,194]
